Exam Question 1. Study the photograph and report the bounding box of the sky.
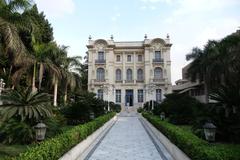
[34,0,240,84]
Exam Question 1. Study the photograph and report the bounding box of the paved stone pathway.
[88,113,163,160]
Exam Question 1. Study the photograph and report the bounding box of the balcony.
[136,79,144,83]
[151,78,166,84]
[125,80,134,83]
[152,58,164,64]
[115,80,123,83]
[93,79,106,85]
[95,59,106,64]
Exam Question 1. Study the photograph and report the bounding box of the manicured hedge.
[8,112,115,160]
[142,112,240,160]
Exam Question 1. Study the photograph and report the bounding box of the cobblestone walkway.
[88,113,163,160]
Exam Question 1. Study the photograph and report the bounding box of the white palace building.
[87,34,172,109]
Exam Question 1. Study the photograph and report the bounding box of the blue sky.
[34,0,240,83]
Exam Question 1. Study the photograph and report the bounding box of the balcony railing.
[115,80,123,83]
[152,58,164,63]
[125,80,134,83]
[94,79,106,83]
[95,59,106,64]
[136,79,144,83]
[152,78,166,83]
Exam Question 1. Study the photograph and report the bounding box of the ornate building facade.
[87,35,172,109]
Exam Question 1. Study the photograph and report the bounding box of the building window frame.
[96,68,105,81]
[116,69,122,81]
[126,69,133,81]
[155,51,161,60]
[116,89,121,103]
[137,69,144,81]
[116,55,121,62]
[154,67,163,79]
[97,89,103,100]
[138,55,143,62]
[98,51,104,60]
[138,89,144,103]
[127,55,132,62]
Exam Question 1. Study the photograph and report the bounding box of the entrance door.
[125,90,133,107]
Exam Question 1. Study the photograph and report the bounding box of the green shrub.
[142,112,240,160]
[8,112,115,160]
[109,102,121,113]
[61,92,107,125]
[0,119,35,144]
[153,93,206,125]
[137,107,144,113]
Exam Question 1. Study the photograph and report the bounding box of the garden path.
[85,111,168,160]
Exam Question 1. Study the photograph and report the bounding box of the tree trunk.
[38,63,44,90]
[53,79,58,107]
[204,74,209,103]
[32,63,37,92]
[64,84,68,105]
[8,65,12,84]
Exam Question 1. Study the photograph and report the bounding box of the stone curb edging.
[139,115,191,160]
[59,115,117,160]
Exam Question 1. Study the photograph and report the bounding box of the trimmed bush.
[8,112,115,160]
[142,112,240,160]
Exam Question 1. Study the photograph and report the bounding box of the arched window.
[126,69,133,81]
[137,69,144,81]
[154,67,163,79]
[96,68,105,81]
[116,69,122,81]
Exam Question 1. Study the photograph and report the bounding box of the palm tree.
[0,0,31,64]
[0,87,53,121]
[32,42,60,91]
[0,0,34,88]
[186,40,219,103]
[61,56,82,104]
[46,45,66,106]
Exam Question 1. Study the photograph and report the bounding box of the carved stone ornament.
[96,43,105,51]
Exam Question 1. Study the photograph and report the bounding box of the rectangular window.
[155,51,161,60]
[97,89,103,100]
[116,55,121,62]
[138,55,143,62]
[127,55,131,62]
[98,52,104,60]
[138,89,144,103]
[156,89,162,102]
[116,90,121,103]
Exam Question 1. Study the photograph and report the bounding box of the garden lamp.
[90,112,95,120]
[160,112,165,120]
[203,122,217,142]
[34,122,47,141]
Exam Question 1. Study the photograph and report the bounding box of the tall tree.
[186,40,219,103]
[61,56,81,104]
